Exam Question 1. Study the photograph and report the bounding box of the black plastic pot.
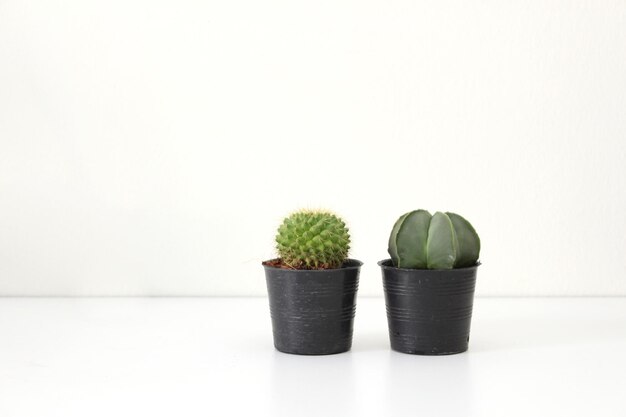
[379,259,478,355]
[263,259,362,355]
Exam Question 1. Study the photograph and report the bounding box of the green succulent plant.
[388,210,480,269]
[276,210,350,269]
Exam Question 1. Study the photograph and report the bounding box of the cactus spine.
[276,210,350,269]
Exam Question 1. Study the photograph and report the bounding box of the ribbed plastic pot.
[263,259,362,355]
[379,259,478,355]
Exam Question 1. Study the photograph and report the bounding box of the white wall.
[1,0,625,296]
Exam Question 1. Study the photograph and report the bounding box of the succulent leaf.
[388,209,480,270]
[426,212,458,269]
[388,210,431,268]
[446,212,481,268]
[388,212,408,266]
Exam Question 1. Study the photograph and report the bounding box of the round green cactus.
[388,210,480,269]
[276,210,350,269]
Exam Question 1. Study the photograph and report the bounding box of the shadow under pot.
[379,259,479,355]
[263,259,362,355]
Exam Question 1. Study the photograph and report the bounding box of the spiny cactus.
[388,210,480,269]
[276,210,350,269]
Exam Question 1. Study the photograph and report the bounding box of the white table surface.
[1,297,625,417]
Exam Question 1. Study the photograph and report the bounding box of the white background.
[1,0,625,296]
[2,298,626,417]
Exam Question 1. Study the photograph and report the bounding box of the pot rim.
[262,258,363,272]
[378,258,480,272]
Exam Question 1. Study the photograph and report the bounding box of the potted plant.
[262,209,362,355]
[379,210,481,355]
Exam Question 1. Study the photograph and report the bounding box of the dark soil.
[262,258,338,270]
